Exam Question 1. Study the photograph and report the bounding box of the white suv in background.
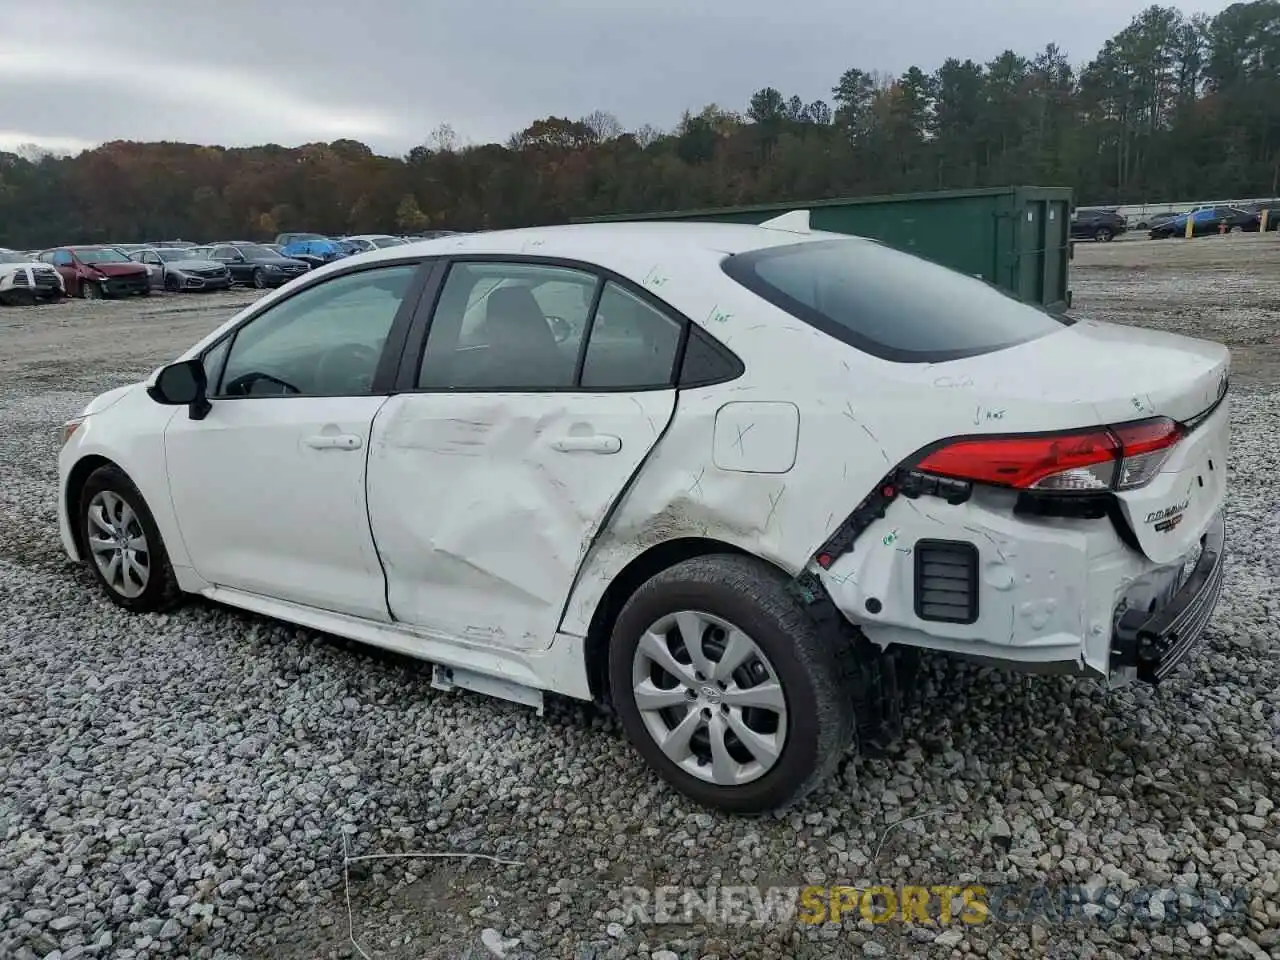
[0,248,64,304]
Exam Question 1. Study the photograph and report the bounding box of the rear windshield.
[722,238,1070,363]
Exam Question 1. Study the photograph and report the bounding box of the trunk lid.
[939,318,1230,425]
[922,318,1230,563]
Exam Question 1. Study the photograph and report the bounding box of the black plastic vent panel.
[914,539,979,624]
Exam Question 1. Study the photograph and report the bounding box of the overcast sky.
[0,0,1235,158]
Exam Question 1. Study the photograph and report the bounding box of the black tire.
[252,268,267,289]
[164,274,180,292]
[138,286,152,297]
[608,554,857,814]
[81,280,103,300]
[78,464,182,613]
[1094,227,1114,242]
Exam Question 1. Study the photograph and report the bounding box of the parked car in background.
[39,246,151,299]
[340,234,409,254]
[262,242,324,269]
[206,242,310,288]
[1145,211,1180,231]
[1070,208,1127,242]
[148,240,199,249]
[129,248,233,292]
[405,230,463,240]
[0,248,65,304]
[273,232,328,247]
[280,237,348,265]
[1150,205,1261,238]
[1240,200,1280,230]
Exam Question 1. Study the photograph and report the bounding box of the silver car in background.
[339,234,409,254]
[128,247,232,292]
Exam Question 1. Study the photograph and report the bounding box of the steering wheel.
[545,314,573,344]
[315,342,383,393]
[223,371,301,396]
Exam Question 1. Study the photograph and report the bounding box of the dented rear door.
[366,391,676,651]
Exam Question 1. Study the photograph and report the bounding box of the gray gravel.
[1,247,1279,960]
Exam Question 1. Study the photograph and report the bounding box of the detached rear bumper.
[1112,510,1226,683]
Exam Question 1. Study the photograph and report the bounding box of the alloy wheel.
[86,490,150,598]
[630,610,788,787]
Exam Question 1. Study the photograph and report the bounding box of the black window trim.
[197,255,440,400]
[721,237,1070,365]
[393,253,744,395]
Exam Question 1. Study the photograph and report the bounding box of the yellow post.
[1262,209,1270,233]
[1184,212,1195,239]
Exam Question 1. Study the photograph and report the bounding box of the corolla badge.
[1146,498,1189,533]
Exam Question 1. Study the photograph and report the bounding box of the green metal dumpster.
[572,186,1073,311]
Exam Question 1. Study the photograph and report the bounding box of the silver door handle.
[550,433,621,454]
[303,434,363,450]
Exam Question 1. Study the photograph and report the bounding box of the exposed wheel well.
[583,536,795,704]
[64,454,116,555]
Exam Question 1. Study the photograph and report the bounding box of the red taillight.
[915,417,1182,493]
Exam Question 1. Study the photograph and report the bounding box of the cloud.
[0,0,1241,156]
[0,41,396,145]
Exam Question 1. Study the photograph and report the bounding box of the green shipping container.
[572,186,1073,311]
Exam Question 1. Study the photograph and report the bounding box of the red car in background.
[39,246,152,299]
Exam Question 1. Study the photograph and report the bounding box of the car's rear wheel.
[608,555,857,813]
[79,464,181,612]
[1094,227,1114,242]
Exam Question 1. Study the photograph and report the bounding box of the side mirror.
[147,359,211,420]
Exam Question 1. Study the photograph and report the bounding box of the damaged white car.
[0,247,65,304]
[57,215,1228,812]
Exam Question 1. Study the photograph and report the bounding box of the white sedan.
[57,214,1229,812]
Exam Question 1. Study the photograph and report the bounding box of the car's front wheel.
[252,268,268,289]
[1094,227,1114,242]
[608,555,857,813]
[79,464,181,612]
[81,280,103,300]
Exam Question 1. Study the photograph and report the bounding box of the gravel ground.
[1,243,1278,960]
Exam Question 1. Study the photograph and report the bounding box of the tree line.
[1,1,1278,249]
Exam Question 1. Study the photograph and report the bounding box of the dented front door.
[365,391,677,650]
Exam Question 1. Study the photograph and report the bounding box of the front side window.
[418,262,597,389]
[51,251,73,266]
[217,264,418,397]
[723,238,1069,363]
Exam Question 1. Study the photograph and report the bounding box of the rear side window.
[722,238,1070,363]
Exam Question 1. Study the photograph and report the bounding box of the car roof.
[346,220,839,274]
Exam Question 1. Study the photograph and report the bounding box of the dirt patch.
[0,288,266,390]
[1070,232,1280,389]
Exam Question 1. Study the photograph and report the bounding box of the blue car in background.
[1150,205,1260,238]
[279,237,349,264]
